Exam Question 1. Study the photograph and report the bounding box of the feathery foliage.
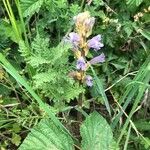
[19,34,84,102]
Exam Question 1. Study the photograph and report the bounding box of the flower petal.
[65,32,80,49]
[85,75,93,87]
[87,35,104,50]
[89,53,105,64]
[76,57,86,71]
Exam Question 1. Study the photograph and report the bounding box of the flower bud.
[85,75,93,87]
[76,57,87,71]
[74,11,95,37]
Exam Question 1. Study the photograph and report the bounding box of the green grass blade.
[15,0,29,48]
[117,66,150,144]
[2,0,22,42]
[111,55,150,128]
[90,66,111,116]
[123,124,131,150]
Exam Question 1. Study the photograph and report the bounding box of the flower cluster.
[67,11,105,87]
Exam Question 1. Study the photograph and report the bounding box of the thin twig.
[105,71,138,91]
[111,91,146,139]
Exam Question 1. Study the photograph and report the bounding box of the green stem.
[77,92,83,122]
[3,0,22,42]
[81,0,86,11]
[15,0,30,48]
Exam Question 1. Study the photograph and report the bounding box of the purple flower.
[76,57,86,70]
[85,75,93,87]
[89,53,105,64]
[69,32,80,43]
[66,32,80,48]
[87,35,104,51]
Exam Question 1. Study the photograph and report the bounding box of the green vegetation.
[0,0,150,149]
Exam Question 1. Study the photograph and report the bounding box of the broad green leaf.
[123,22,133,37]
[19,119,74,150]
[80,111,118,150]
[139,29,150,41]
[127,0,143,7]
[20,0,44,17]
[111,62,126,70]
[136,0,143,6]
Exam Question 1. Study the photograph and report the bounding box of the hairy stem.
[77,72,84,122]
[77,92,83,123]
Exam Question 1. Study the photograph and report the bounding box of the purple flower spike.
[89,53,105,65]
[87,35,104,51]
[76,57,86,71]
[85,75,93,87]
[68,32,80,48]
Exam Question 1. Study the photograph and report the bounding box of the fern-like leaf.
[26,34,82,102]
[19,40,30,58]
[80,111,119,150]
[31,34,49,54]
[19,119,74,150]
[28,56,50,68]
[63,83,85,102]
[33,72,57,88]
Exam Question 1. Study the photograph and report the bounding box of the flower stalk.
[66,11,105,122]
